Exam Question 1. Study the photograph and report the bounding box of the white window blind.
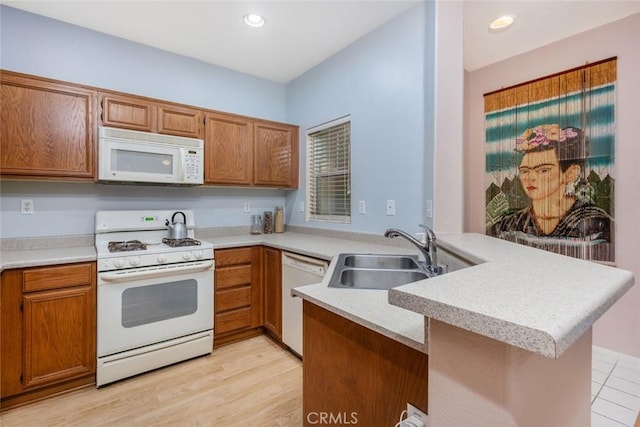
[306,116,351,223]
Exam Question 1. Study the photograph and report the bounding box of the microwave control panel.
[183,150,203,183]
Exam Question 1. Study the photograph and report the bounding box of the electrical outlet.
[21,199,34,215]
[243,201,251,212]
[407,403,427,426]
[425,200,433,219]
[358,200,366,214]
[386,199,396,216]
[299,201,305,213]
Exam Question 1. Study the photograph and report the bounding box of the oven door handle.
[99,260,214,283]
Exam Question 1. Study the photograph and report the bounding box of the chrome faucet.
[384,225,445,275]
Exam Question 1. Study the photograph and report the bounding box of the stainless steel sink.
[342,254,419,270]
[328,253,431,290]
[337,269,429,290]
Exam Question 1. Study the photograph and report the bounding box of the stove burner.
[162,237,202,248]
[108,240,147,252]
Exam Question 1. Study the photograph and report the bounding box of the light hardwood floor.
[0,335,303,426]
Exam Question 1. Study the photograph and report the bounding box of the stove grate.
[108,240,147,252]
[162,237,202,248]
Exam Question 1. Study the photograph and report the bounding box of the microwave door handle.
[100,260,213,283]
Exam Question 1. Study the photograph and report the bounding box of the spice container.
[263,211,273,234]
[274,206,284,233]
[250,215,262,234]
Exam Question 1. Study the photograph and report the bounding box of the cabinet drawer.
[216,286,251,312]
[23,263,94,292]
[215,247,253,267]
[215,307,252,334]
[215,265,252,289]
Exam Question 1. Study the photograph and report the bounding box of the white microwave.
[98,126,204,185]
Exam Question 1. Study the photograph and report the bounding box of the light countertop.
[1,230,633,359]
[388,233,634,358]
[0,246,97,270]
[0,231,427,353]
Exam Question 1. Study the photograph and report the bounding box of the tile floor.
[592,346,640,426]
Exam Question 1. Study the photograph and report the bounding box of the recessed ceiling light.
[244,13,266,28]
[489,15,514,31]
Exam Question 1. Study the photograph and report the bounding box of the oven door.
[97,260,214,357]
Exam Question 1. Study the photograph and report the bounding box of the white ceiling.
[4,1,640,83]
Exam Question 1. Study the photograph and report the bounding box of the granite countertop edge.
[388,233,635,358]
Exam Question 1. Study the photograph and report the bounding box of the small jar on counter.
[274,206,285,233]
[263,211,273,234]
[250,215,262,234]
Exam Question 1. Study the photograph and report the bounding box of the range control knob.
[194,250,204,259]
[157,254,167,264]
[129,256,141,267]
[182,251,193,261]
[114,258,126,269]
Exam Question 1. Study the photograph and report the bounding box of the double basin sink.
[328,253,431,290]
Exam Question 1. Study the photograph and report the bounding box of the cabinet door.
[0,73,96,179]
[1,270,24,398]
[157,104,203,138]
[100,93,156,132]
[263,247,282,339]
[204,112,254,185]
[254,121,299,188]
[22,285,96,390]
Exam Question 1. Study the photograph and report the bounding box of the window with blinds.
[306,116,351,223]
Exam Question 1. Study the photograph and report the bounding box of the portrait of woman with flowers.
[487,124,613,260]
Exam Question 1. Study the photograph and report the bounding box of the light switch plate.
[386,200,395,216]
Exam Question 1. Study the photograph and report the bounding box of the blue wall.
[0,6,286,120]
[0,5,287,238]
[0,4,436,238]
[285,3,435,235]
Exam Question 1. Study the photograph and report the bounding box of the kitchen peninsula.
[292,232,634,427]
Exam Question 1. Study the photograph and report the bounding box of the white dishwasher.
[281,251,329,357]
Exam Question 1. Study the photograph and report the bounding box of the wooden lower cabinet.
[1,262,96,410]
[303,301,428,426]
[214,246,263,346]
[262,247,282,340]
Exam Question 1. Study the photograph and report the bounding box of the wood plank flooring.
[0,335,303,426]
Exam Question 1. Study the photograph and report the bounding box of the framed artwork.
[484,57,616,264]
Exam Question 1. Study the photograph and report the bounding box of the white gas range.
[95,210,214,387]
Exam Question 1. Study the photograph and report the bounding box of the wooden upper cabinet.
[0,72,96,179]
[254,121,299,188]
[204,114,299,188]
[100,93,155,132]
[157,104,203,138]
[100,92,203,138]
[204,112,254,185]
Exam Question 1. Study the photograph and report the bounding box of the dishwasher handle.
[282,252,328,277]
